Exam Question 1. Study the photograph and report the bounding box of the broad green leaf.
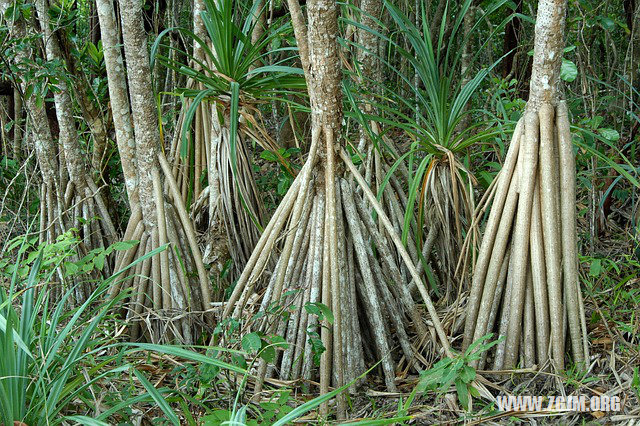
[455,378,470,410]
[260,150,278,162]
[590,259,602,277]
[460,365,476,383]
[64,261,79,275]
[598,16,615,31]
[270,335,289,349]
[242,332,262,352]
[560,59,578,82]
[304,302,334,324]
[598,128,620,141]
[260,345,276,363]
[110,240,139,251]
[94,253,105,271]
[203,410,232,425]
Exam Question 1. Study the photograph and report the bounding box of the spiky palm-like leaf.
[381,0,512,292]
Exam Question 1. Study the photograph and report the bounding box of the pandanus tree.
[223,0,452,417]
[151,0,305,286]
[4,0,117,303]
[380,0,509,301]
[3,11,63,249]
[463,0,590,371]
[97,0,212,343]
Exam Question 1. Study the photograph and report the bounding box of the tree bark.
[12,88,22,159]
[96,0,139,205]
[528,0,566,108]
[36,0,87,189]
[119,0,162,229]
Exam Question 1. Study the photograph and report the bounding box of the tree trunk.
[4,9,70,305]
[13,88,22,159]
[501,0,523,79]
[35,0,118,262]
[96,0,139,206]
[97,0,212,342]
[118,0,162,230]
[527,0,566,109]
[223,0,452,418]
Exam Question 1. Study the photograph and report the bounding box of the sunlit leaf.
[560,58,578,82]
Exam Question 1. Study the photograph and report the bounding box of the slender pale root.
[538,104,564,371]
[503,110,539,369]
[530,182,550,367]
[523,268,536,367]
[319,202,333,413]
[471,165,521,357]
[463,119,522,348]
[492,238,516,370]
[131,236,153,340]
[301,194,324,383]
[557,101,589,366]
[153,168,171,309]
[341,148,453,357]
[321,125,340,416]
[326,128,345,418]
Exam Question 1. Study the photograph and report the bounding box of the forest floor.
[119,216,639,424]
[1,128,638,424]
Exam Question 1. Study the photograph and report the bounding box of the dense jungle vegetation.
[0,0,638,423]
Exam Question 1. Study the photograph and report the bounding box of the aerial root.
[236,177,424,394]
[37,175,118,305]
[171,99,264,281]
[223,125,453,410]
[111,153,214,343]
[463,101,589,371]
